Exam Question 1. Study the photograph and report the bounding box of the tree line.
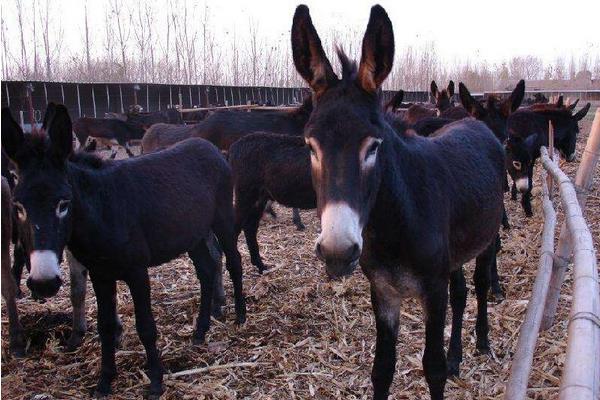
[2,0,599,92]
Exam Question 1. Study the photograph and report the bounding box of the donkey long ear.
[46,104,73,160]
[385,89,404,112]
[447,81,455,97]
[573,103,591,121]
[357,5,394,93]
[291,5,337,97]
[430,81,439,100]
[42,102,57,131]
[567,98,580,112]
[500,79,525,117]
[459,82,485,117]
[1,108,25,162]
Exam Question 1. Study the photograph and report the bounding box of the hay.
[2,118,599,399]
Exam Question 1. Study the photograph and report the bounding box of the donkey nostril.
[348,243,361,262]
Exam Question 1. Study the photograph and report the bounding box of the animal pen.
[504,109,600,400]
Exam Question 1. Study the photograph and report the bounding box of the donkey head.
[292,4,394,278]
[459,80,525,141]
[2,104,74,298]
[431,80,455,112]
[505,135,536,193]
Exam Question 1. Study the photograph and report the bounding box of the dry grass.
[1,117,599,399]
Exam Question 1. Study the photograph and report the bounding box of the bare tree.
[83,0,92,77]
[15,0,29,77]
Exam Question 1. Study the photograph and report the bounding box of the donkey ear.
[501,79,525,117]
[573,103,591,121]
[430,81,439,99]
[42,102,57,131]
[556,95,564,107]
[357,5,394,93]
[385,90,404,111]
[567,98,580,112]
[46,104,73,160]
[459,82,485,117]
[291,5,337,97]
[447,81,455,97]
[1,108,25,162]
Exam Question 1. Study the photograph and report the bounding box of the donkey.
[2,104,246,398]
[383,90,405,112]
[505,102,590,216]
[229,133,315,273]
[405,80,455,124]
[73,117,145,157]
[292,6,505,399]
[141,96,313,154]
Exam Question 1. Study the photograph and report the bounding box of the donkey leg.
[522,189,533,217]
[213,207,246,325]
[447,267,467,377]
[510,181,517,201]
[2,249,25,357]
[11,243,26,298]
[65,250,88,351]
[188,240,216,345]
[90,277,118,397]
[370,286,400,400]
[501,204,510,230]
[489,235,505,302]
[125,269,164,399]
[207,233,225,320]
[422,278,449,400]
[244,201,269,273]
[474,242,494,353]
[292,208,305,231]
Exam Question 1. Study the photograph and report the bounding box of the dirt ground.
[1,112,598,399]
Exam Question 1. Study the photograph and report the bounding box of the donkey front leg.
[447,268,467,377]
[1,247,25,357]
[292,208,306,231]
[422,277,449,400]
[125,269,164,399]
[66,252,123,351]
[91,277,118,397]
[66,250,88,351]
[188,240,216,344]
[370,285,400,400]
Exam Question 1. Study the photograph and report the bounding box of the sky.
[2,0,600,67]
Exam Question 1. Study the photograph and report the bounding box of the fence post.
[542,108,600,330]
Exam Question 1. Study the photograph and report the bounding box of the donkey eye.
[14,202,27,221]
[512,161,522,170]
[365,140,382,159]
[56,199,70,218]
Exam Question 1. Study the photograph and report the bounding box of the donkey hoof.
[489,288,505,303]
[525,210,533,218]
[10,345,26,358]
[447,361,460,377]
[192,333,206,345]
[211,306,224,321]
[295,223,306,231]
[256,264,269,274]
[476,341,491,355]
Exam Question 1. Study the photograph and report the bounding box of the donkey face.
[459,80,525,141]
[292,5,394,278]
[505,135,536,193]
[557,102,590,161]
[1,105,73,298]
[431,80,454,112]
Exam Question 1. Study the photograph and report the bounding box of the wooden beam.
[504,172,556,400]
[542,108,600,330]
[541,146,600,400]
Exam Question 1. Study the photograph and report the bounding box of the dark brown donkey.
[405,80,455,124]
[73,117,145,157]
[2,104,246,398]
[141,96,313,154]
[292,5,504,399]
[229,133,315,272]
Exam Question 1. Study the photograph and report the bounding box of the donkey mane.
[336,47,358,82]
[69,151,110,169]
